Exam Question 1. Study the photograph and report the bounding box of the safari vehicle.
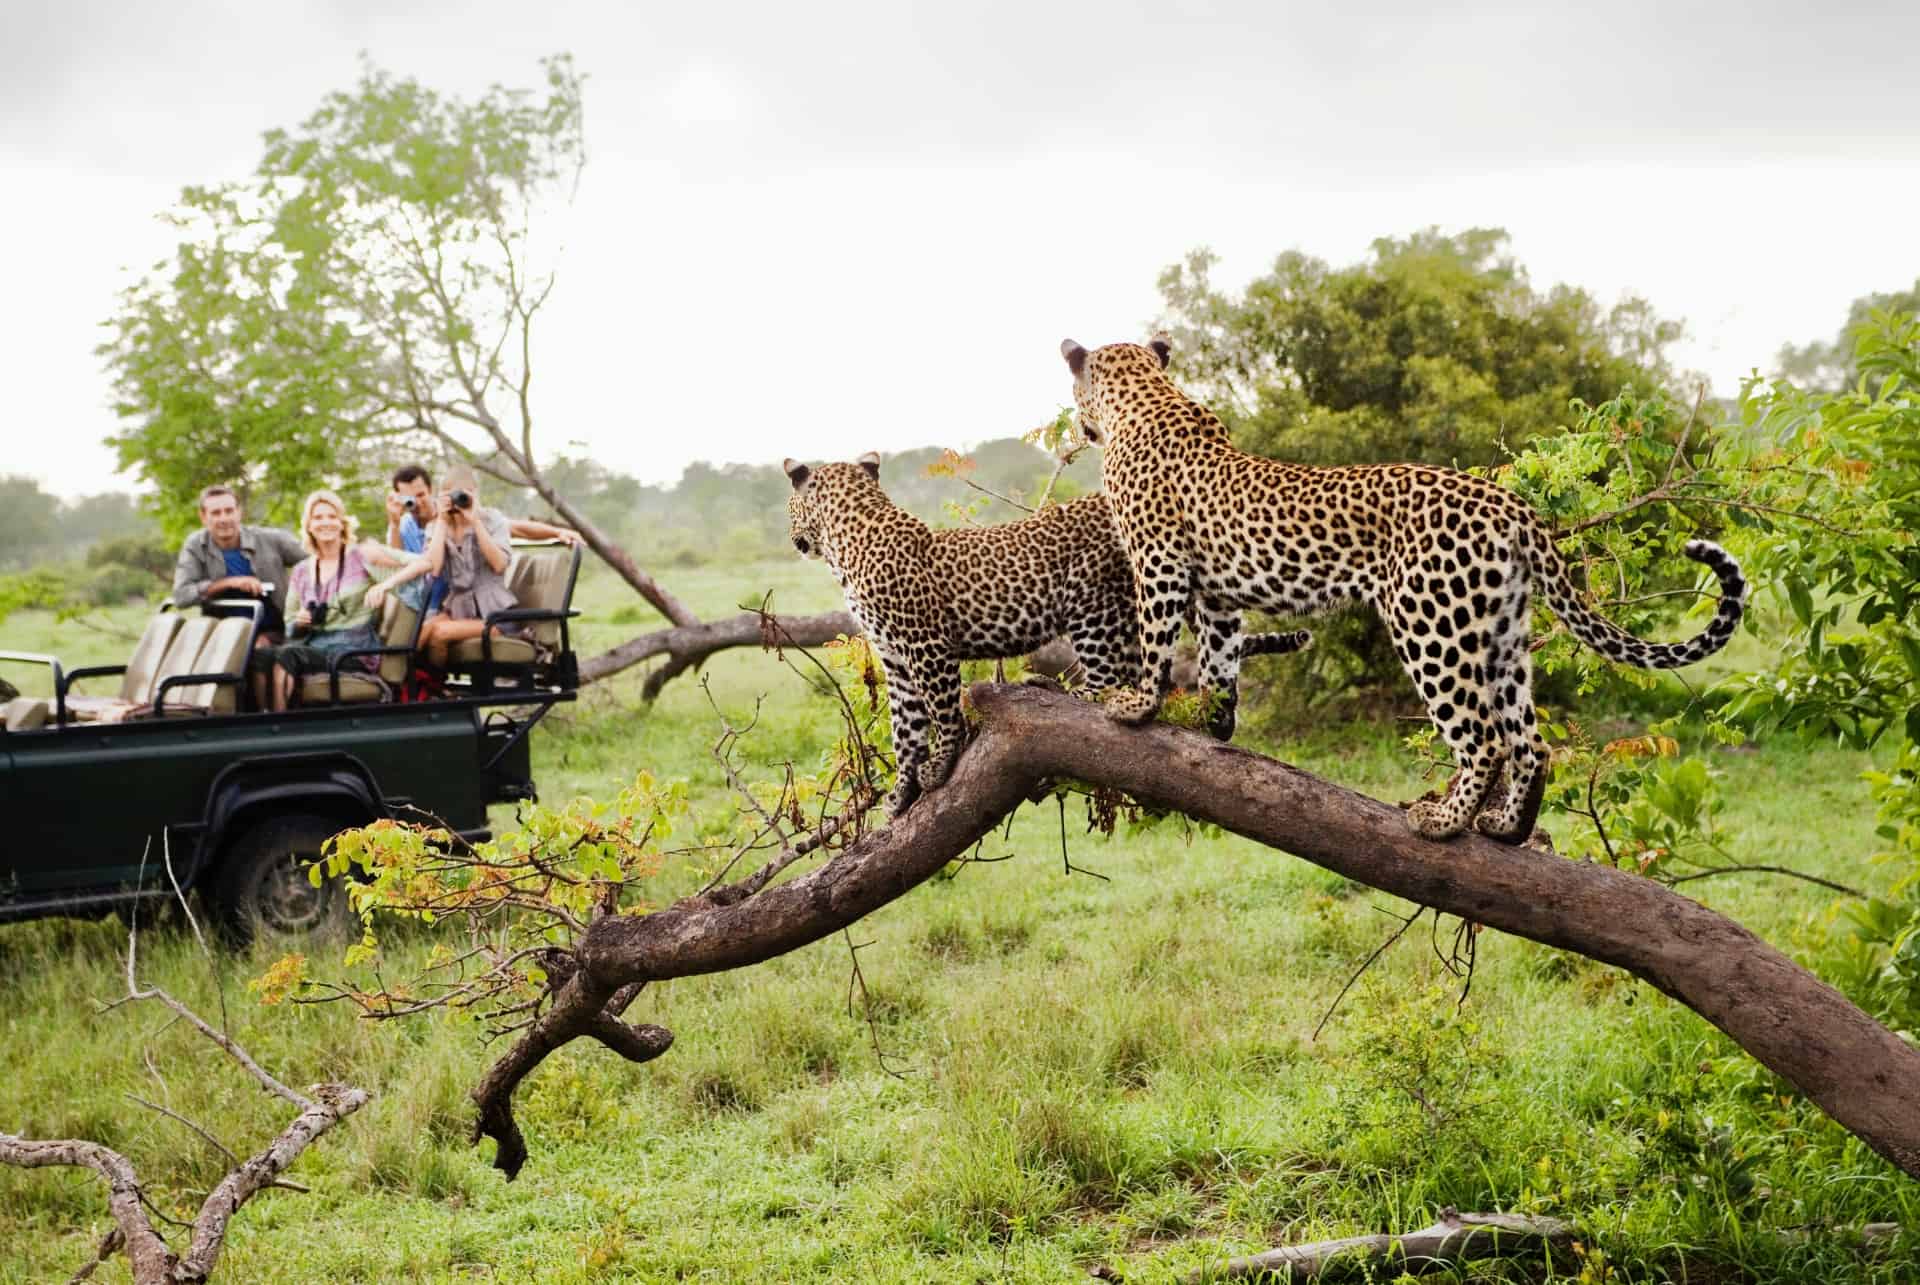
[0,542,583,940]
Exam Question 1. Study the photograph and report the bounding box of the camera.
[307,600,329,629]
[451,490,474,511]
[400,495,417,511]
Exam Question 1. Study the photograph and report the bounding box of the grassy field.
[3,561,1916,1282]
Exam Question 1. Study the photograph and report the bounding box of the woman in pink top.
[259,491,429,710]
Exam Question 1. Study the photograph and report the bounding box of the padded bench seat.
[293,591,423,706]
[4,697,49,732]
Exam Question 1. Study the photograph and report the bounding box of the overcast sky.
[6,0,1918,503]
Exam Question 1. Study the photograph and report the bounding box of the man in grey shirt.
[170,484,306,628]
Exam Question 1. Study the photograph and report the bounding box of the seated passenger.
[171,484,307,708]
[386,463,582,615]
[262,490,429,711]
[417,473,524,671]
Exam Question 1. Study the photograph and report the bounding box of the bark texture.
[473,682,1920,1182]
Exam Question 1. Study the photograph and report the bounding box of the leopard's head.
[1059,335,1171,446]
[784,453,883,561]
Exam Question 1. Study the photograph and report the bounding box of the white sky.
[5,0,1919,501]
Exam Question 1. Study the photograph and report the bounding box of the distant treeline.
[2,436,1093,590]
[540,437,1101,567]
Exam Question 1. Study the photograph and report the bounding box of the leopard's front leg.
[1106,548,1190,725]
[874,646,931,818]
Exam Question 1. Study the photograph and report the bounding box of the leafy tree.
[0,476,63,568]
[1156,227,1681,469]
[62,493,152,549]
[1774,278,1920,392]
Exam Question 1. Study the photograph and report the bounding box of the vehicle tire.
[210,812,356,946]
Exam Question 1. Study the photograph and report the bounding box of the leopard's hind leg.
[1388,542,1512,841]
[1473,556,1552,843]
[1065,589,1142,700]
[912,643,970,798]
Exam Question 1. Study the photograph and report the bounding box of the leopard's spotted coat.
[1059,339,1746,842]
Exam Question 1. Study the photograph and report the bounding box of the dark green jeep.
[0,542,581,940]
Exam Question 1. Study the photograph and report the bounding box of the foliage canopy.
[1156,227,1682,469]
[99,55,585,539]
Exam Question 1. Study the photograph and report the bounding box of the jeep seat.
[445,543,580,691]
[4,697,49,732]
[62,612,183,722]
[75,616,215,724]
[158,616,254,715]
[295,591,423,705]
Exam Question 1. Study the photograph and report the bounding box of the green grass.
[4,563,1918,1282]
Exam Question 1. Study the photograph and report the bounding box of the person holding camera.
[259,490,429,711]
[416,472,523,671]
[386,464,580,566]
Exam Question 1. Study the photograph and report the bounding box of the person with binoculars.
[257,490,430,711]
[413,470,527,672]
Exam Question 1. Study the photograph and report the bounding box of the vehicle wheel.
[210,812,356,945]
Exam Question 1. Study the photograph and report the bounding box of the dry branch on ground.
[0,927,366,1284]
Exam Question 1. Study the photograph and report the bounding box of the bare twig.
[1663,864,1866,899]
[1314,905,1426,1041]
[844,931,909,1080]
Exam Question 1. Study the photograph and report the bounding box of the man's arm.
[171,536,211,608]
[384,492,407,548]
[507,517,581,546]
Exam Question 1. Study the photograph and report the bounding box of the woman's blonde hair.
[298,490,360,557]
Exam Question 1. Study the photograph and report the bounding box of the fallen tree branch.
[1,920,367,1282]
[579,608,858,690]
[1178,1208,1575,1282]
[468,683,1920,1183]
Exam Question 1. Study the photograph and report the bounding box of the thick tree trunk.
[473,683,1920,1182]
[580,609,859,690]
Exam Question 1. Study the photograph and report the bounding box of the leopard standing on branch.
[785,454,1310,817]
[1057,338,1747,844]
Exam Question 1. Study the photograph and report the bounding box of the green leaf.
[1786,575,1814,629]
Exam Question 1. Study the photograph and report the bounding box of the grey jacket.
[171,525,308,611]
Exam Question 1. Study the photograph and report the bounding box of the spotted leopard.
[1058,338,1747,843]
[785,453,1310,816]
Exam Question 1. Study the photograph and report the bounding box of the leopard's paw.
[1100,687,1159,725]
[1407,798,1467,841]
[917,748,960,793]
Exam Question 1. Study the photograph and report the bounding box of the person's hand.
[385,491,406,523]
[366,583,387,612]
[291,607,313,632]
[231,575,264,597]
[554,527,581,547]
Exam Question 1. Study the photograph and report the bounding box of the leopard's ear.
[783,459,811,490]
[1061,339,1089,377]
[856,451,881,481]
[1146,335,1172,369]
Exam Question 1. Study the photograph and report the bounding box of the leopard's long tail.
[1526,529,1746,669]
